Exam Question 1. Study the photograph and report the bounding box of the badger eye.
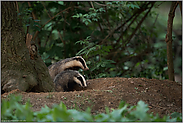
[77,76,83,82]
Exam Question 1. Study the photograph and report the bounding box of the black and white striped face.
[73,56,89,71]
[64,56,89,71]
[73,71,87,87]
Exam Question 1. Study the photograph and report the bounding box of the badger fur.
[48,56,89,80]
[54,70,87,92]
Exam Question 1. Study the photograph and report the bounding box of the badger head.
[54,70,87,92]
[48,56,89,81]
[73,71,87,87]
[64,56,89,71]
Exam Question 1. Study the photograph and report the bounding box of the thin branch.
[28,2,39,42]
[40,2,65,45]
[99,2,149,45]
[28,2,37,20]
[155,2,164,8]
[41,2,51,18]
[104,1,111,31]
[107,2,155,58]
[44,26,54,47]
[116,10,142,43]
[94,1,119,7]
[123,2,155,47]
[90,1,94,9]
[41,7,71,30]
[94,1,107,7]
[33,6,71,41]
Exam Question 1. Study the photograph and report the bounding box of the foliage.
[75,36,115,78]
[1,95,182,122]
[18,1,182,79]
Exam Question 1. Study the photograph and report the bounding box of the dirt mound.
[1,77,182,117]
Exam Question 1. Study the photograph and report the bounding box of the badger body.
[48,56,89,80]
[54,70,87,92]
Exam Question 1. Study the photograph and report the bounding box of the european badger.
[54,70,87,92]
[48,56,89,80]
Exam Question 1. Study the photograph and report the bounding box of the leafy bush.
[18,1,182,79]
[1,95,182,122]
[75,36,116,78]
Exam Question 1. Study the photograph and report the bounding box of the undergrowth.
[1,95,182,122]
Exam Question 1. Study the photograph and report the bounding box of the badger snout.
[84,67,89,71]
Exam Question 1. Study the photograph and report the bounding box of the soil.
[1,77,182,118]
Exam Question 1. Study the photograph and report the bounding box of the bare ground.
[1,77,182,118]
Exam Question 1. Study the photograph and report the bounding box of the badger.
[48,56,89,80]
[53,70,87,92]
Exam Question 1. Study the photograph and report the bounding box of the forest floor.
[1,77,182,118]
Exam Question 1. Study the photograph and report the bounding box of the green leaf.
[58,1,64,5]
[105,107,110,114]
[95,113,110,122]
[68,109,93,122]
[118,100,126,109]
[59,102,67,111]
[163,66,168,71]
[1,95,182,122]
[130,100,150,121]
[52,107,71,122]
[111,104,128,121]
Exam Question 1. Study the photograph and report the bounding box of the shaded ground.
[1,77,182,118]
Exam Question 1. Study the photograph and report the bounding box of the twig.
[99,8,137,45]
[90,1,94,9]
[41,2,65,45]
[94,1,119,7]
[41,7,71,30]
[120,2,155,49]
[108,2,155,58]
[28,2,40,42]
[94,1,107,7]
[155,2,164,8]
[99,2,151,45]
[32,6,71,41]
[116,11,141,43]
[28,2,37,20]
[104,1,111,30]
[41,2,51,18]
[44,26,54,47]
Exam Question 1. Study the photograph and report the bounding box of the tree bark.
[165,2,178,81]
[1,2,55,93]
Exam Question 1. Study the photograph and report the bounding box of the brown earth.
[1,77,182,118]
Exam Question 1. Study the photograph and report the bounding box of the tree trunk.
[1,2,55,93]
[165,2,178,81]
